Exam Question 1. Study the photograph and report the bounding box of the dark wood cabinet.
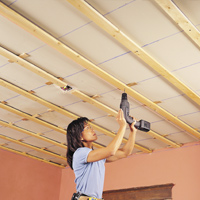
[103,183,174,200]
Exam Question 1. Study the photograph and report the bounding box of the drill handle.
[120,104,134,125]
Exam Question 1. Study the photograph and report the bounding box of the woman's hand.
[129,117,137,133]
[116,109,126,127]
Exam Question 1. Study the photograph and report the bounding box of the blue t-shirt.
[73,147,106,199]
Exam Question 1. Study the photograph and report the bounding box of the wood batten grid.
[154,0,200,49]
[0,79,151,152]
[0,120,67,149]
[0,134,66,160]
[0,102,66,134]
[0,46,117,119]
[0,2,199,141]
[0,36,171,149]
[0,47,68,88]
[0,99,103,150]
[66,0,200,107]
[0,88,150,153]
[0,144,65,168]
[0,52,179,147]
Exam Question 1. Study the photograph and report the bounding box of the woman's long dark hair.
[66,117,89,169]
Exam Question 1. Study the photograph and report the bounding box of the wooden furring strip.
[66,0,200,107]
[0,134,66,160]
[0,46,67,88]
[0,79,150,153]
[0,47,178,148]
[154,0,200,48]
[0,4,184,146]
[0,120,67,149]
[0,102,66,134]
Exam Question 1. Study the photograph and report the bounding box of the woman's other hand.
[116,109,126,127]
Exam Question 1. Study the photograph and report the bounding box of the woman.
[67,109,137,200]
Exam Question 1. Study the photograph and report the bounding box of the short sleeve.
[73,147,92,168]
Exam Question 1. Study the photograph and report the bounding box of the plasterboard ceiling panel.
[93,116,118,133]
[47,145,66,157]
[0,0,13,5]
[137,137,167,150]
[60,22,128,65]
[172,62,200,92]
[39,111,71,129]
[32,85,82,108]
[5,0,129,64]
[179,111,200,129]
[0,126,29,140]
[0,138,8,144]
[173,0,200,28]
[0,16,45,54]
[23,136,55,148]
[65,70,117,97]
[133,126,150,141]
[6,95,49,116]
[27,150,56,160]
[15,120,54,134]
[66,101,109,121]
[96,89,128,111]
[143,31,200,72]
[4,0,92,39]
[0,63,47,91]
[132,76,183,102]
[129,104,164,125]
[0,86,21,101]
[0,108,23,122]
[98,52,160,86]
[134,129,167,150]
[132,148,141,154]
[43,130,66,144]
[151,120,184,136]
[166,131,197,145]
[0,54,10,66]
[134,129,153,140]
[159,94,200,117]
[87,0,182,46]
[6,142,33,153]
[86,0,132,16]
[25,45,84,79]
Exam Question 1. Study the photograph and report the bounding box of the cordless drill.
[120,92,150,132]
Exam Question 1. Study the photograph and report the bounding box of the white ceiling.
[0,0,200,167]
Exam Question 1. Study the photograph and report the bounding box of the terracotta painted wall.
[60,141,200,200]
[0,149,62,200]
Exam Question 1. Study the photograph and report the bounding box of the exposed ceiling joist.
[0,120,67,149]
[0,46,180,148]
[0,145,65,168]
[154,0,200,49]
[0,2,199,140]
[66,0,200,107]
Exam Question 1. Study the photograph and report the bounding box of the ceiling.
[0,0,200,168]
